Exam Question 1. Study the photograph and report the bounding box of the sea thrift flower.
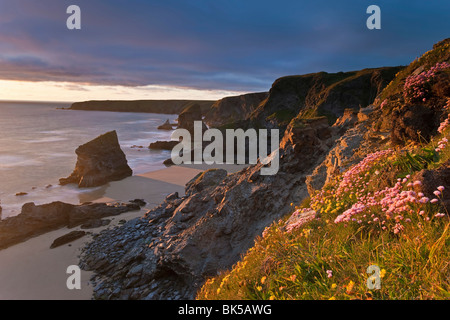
[437,186,445,192]
[326,270,333,278]
[430,198,439,204]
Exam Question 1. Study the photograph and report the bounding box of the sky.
[0,0,449,102]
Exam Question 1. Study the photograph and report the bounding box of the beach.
[0,164,245,300]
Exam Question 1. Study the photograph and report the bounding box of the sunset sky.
[0,0,449,102]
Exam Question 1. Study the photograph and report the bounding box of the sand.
[0,165,213,300]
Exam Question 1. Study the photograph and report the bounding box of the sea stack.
[59,130,132,188]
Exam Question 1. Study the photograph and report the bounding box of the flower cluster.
[403,61,450,103]
[334,176,447,234]
[435,137,448,153]
[335,149,393,198]
[380,99,388,109]
[437,114,450,134]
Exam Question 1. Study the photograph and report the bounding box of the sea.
[0,101,178,219]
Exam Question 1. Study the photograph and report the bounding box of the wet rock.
[50,231,86,249]
[0,200,143,250]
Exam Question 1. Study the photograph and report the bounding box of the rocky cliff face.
[77,38,450,301]
[203,92,268,127]
[248,67,402,130]
[60,131,132,188]
[80,117,343,299]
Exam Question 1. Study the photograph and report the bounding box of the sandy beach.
[0,164,245,300]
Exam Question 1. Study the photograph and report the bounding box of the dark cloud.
[0,0,449,92]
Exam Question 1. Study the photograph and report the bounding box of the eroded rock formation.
[59,131,132,188]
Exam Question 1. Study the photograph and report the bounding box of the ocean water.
[0,101,178,219]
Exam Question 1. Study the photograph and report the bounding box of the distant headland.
[69,99,215,114]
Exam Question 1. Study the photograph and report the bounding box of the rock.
[0,200,142,250]
[80,116,337,300]
[15,192,28,196]
[391,104,440,145]
[185,169,227,196]
[59,131,132,188]
[306,122,365,196]
[129,199,146,207]
[80,219,111,229]
[177,104,208,134]
[203,92,269,127]
[157,119,176,130]
[163,158,175,167]
[148,140,179,150]
[413,160,450,210]
[50,231,86,249]
[333,109,358,130]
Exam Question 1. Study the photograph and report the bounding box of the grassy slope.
[197,40,450,300]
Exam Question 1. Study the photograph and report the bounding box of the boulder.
[59,131,132,188]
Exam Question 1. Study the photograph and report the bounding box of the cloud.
[0,0,449,93]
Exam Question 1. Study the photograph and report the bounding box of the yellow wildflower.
[380,269,386,278]
[331,283,337,289]
[261,276,267,284]
[346,280,355,294]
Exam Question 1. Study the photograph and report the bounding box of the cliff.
[80,39,450,300]
[203,92,269,127]
[70,100,215,115]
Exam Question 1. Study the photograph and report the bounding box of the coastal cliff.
[79,39,450,300]
[70,99,215,115]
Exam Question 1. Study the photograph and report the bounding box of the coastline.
[0,165,211,300]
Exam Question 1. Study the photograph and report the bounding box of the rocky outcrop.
[203,92,268,127]
[177,104,208,134]
[59,131,132,188]
[248,67,402,130]
[70,100,215,115]
[390,104,441,145]
[0,200,142,250]
[50,231,87,249]
[157,119,176,130]
[79,117,339,300]
[148,141,179,150]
